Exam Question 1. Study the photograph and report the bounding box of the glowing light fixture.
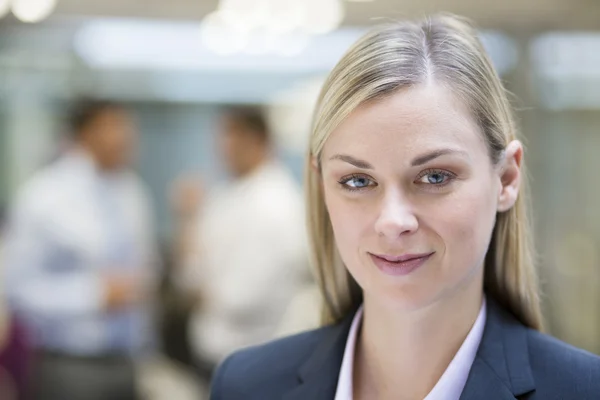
[201,0,345,56]
[301,0,345,35]
[0,0,11,19]
[12,0,57,23]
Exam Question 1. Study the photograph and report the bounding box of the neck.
[355,274,484,400]
[235,152,270,178]
[74,143,101,167]
[74,144,117,173]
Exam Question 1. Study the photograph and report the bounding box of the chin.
[350,271,433,312]
[364,270,483,314]
[356,267,449,313]
[374,283,443,312]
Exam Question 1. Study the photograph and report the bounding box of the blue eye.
[426,173,445,184]
[339,174,375,191]
[416,169,455,187]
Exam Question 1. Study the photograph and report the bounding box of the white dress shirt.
[334,298,487,400]
[2,150,157,356]
[182,160,309,364]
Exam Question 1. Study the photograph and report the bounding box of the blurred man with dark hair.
[67,99,138,171]
[3,99,157,400]
[217,106,271,177]
[172,105,309,383]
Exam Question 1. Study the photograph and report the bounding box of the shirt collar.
[334,297,487,400]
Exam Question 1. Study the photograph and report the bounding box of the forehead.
[322,84,487,165]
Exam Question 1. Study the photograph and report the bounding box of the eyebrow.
[328,154,374,169]
[328,148,469,169]
[410,148,469,166]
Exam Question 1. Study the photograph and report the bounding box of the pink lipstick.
[369,252,434,276]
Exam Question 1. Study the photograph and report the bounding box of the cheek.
[219,135,237,156]
[437,184,497,266]
[324,191,371,260]
[101,131,122,151]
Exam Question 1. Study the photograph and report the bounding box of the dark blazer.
[210,299,600,399]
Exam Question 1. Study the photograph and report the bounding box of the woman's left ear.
[497,140,523,212]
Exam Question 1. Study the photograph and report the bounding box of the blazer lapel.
[460,299,536,400]
[283,312,355,400]
[459,358,518,400]
[283,298,536,400]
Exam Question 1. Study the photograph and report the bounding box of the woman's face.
[320,83,517,311]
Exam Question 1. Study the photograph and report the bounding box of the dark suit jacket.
[210,299,600,399]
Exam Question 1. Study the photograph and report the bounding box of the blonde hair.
[305,14,543,330]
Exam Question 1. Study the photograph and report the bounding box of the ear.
[497,140,523,213]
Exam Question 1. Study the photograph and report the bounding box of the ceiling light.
[301,0,345,35]
[0,0,11,19]
[200,11,248,56]
[11,0,56,23]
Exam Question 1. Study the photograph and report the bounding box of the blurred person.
[210,15,600,399]
[172,106,310,383]
[3,99,158,400]
[274,283,321,338]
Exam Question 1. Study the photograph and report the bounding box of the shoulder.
[526,328,600,396]
[254,163,302,204]
[210,325,333,400]
[10,163,66,219]
[18,162,62,196]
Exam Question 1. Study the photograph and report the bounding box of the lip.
[369,252,434,276]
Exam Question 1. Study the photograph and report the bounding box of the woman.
[210,14,600,400]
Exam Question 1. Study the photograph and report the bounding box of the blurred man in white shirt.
[3,99,157,400]
[172,106,310,382]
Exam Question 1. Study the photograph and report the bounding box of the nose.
[374,189,419,239]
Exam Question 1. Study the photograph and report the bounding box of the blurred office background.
[1,0,600,399]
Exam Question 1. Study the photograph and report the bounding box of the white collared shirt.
[334,298,487,400]
[3,150,157,355]
[183,160,310,363]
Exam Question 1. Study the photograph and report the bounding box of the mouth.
[368,252,435,277]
